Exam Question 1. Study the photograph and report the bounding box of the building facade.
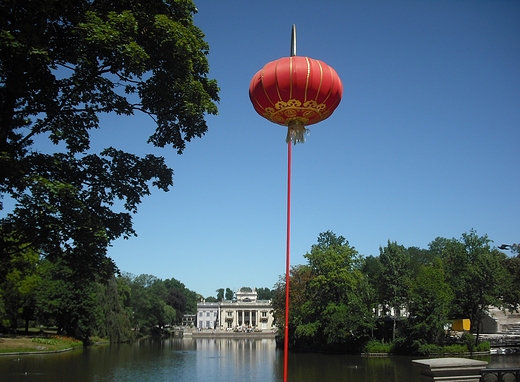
[196,287,275,331]
[181,314,196,327]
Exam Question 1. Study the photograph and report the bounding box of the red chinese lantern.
[249,55,343,143]
[249,25,343,382]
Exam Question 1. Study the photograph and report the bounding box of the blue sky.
[13,0,520,299]
[108,0,520,298]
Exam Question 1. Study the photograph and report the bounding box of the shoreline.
[0,347,75,356]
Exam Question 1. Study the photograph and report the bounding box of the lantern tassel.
[286,120,309,144]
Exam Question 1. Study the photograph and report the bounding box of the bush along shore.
[362,337,491,357]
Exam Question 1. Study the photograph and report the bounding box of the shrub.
[365,339,393,353]
[476,341,490,352]
[443,344,467,354]
[31,338,58,345]
[417,343,442,356]
[461,332,475,352]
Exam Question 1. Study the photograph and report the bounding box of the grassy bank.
[0,335,83,354]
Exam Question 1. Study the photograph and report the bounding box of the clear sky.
[24,0,520,298]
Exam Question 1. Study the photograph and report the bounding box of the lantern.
[249,55,343,144]
[249,25,343,382]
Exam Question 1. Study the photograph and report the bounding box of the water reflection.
[193,338,279,381]
[0,338,518,382]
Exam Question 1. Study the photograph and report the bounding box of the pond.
[1,338,518,381]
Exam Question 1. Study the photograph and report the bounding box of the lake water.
[1,338,518,381]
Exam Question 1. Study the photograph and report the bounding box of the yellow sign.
[452,319,471,331]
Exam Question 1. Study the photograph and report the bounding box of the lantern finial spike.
[290,24,296,57]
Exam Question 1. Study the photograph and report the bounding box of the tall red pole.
[283,139,292,382]
[283,24,297,382]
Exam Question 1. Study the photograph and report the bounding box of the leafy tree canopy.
[378,240,411,311]
[429,230,510,337]
[406,259,453,345]
[0,0,219,281]
[225,287,233,301]
[256,287,273,301]
[273,231,373,351]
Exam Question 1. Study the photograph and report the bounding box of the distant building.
[182,314,196,327]
[196,287,275,331]
[197,302,219,329]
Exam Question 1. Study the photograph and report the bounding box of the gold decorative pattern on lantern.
[263,98,329,126]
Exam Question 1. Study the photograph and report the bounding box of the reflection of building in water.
[194,338,278,378]
[196,287,275,330]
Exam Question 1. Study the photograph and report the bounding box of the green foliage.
[121,273,169,333]
[272,229,516,354]
[461,332,475,352]
[476,341,490,352]
[407,246,438,276]
[163,277,197,315]
[442,344,467,354]
[33,259,99,341]
[503,254,520,311]
[414,342,482,356]
[365,339,394,353]
[163,305,176,326]
[416,343,442,356]
[0,240,40,332]
[256,287,274,300]
[117,273,198,335]
[33,335,83,349]
[225,288,234,301]
[0,0,219,306]
[433,230,509,340]
[378,240,411,311]
[31,337,58,346]
[93,277,134,342]
[274,231,375,351]
[406,259,453,344]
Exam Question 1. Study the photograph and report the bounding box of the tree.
[256,287,273,300]
[0,0,219,286]
[165,288,187,319]
[503,252,520,311]
[93,276,133,343]
[406,259,453,346]
[407,246,437,277]
[275,231,374,351]
[0,241,40,332]
[216,288,224,301]
[360,255,382,317]
[378,241,411,314]
[433,230,510,343]
[225,288,234,301]
[123,273,170,333]
[163,277,197,316]
[34,259,99,341]
[163,305,176,327]
[377,241,412,341]
[272,264,313,348]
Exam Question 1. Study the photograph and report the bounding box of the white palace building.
[196,287,275,331]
